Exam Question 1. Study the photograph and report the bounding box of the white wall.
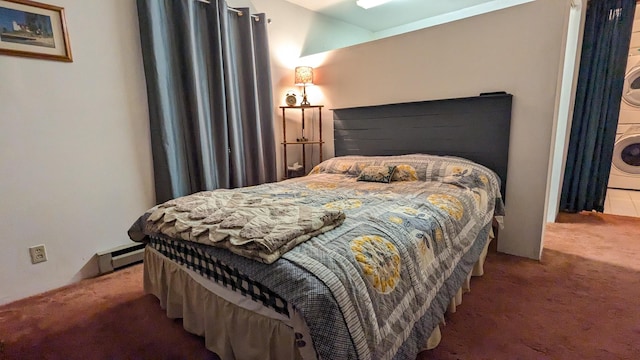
[372,0,534,42]
[0,0,154,305]
[545,0,587,225]
[254,0,573,259]
[317,0,572,259]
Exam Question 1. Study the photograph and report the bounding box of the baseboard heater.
[97,242,145,275]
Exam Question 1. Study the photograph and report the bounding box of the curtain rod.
[196,0,264,21]
[228,6,258,20]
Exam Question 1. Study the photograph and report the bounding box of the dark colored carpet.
[420,212,640,360]
[1,212,639,360]
[0,264,217,360]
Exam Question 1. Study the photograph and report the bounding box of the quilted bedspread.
[129,154,505,360]
[142,191,345,264]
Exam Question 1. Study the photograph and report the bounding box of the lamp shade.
[294,66,313,85]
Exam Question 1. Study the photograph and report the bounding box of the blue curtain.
[560,0,635,213]
[137,0,276,203]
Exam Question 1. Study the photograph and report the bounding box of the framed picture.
[0,0,71,62]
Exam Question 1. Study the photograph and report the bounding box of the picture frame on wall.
[0,0,72,62]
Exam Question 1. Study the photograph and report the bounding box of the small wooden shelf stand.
[280,105,324,179]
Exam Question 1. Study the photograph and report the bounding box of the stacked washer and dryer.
[609,16,640,191]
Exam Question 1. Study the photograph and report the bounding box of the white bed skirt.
[144,234,492,359]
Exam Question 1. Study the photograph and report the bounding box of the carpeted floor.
[1,212,639,360]
[420,212,640,360]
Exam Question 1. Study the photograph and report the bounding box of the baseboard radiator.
[97,242,145,275]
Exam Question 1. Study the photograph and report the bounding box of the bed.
[128,93,512,360]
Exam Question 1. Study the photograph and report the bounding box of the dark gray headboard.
[333,92,512,198]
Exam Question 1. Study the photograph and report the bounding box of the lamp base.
[300,86,311,106]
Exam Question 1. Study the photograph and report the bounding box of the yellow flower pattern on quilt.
[335,162,351,172]
[389,215,403,224]
[348,162,372,176]
[434,228,444,242]
[350,235,401,294]
[306,182,338,190]
[473,192,481,205]
[400,207,418,215]
[324,199,363,211]
[391,164,418,181]
[427,194,464,221]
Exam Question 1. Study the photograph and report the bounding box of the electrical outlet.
[29,245,47,264]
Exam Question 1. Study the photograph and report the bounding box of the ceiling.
[284,0,495,33]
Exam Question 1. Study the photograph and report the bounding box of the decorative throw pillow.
[357,165,397,183]
[391,164,418,181]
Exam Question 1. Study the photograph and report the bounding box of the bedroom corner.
[0,0,154,305]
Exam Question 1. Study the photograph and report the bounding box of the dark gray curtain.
[137,0,276,203]
[560,0,635,213]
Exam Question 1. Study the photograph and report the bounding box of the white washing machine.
[609,124,640,190]
[629,27,640,57]
[619,54,640,124]
[608,8,640,190]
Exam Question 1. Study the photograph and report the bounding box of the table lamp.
[294,66,313,106]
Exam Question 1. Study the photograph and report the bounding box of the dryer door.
[623,65,640,107]
[612,133,640,174]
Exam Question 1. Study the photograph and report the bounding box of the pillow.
[391,164,418,182]
[323,159,354,174]
[312,156,376,175]
[357,165,397,183]
[381,159,430,181]
[426,162,498,192]
[427,163,477,182]
[308,165,321,175]
[347,161,376,176]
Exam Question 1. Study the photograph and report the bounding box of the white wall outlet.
[29,245,47,264]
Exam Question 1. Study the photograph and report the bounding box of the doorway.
[605,2,640,217]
